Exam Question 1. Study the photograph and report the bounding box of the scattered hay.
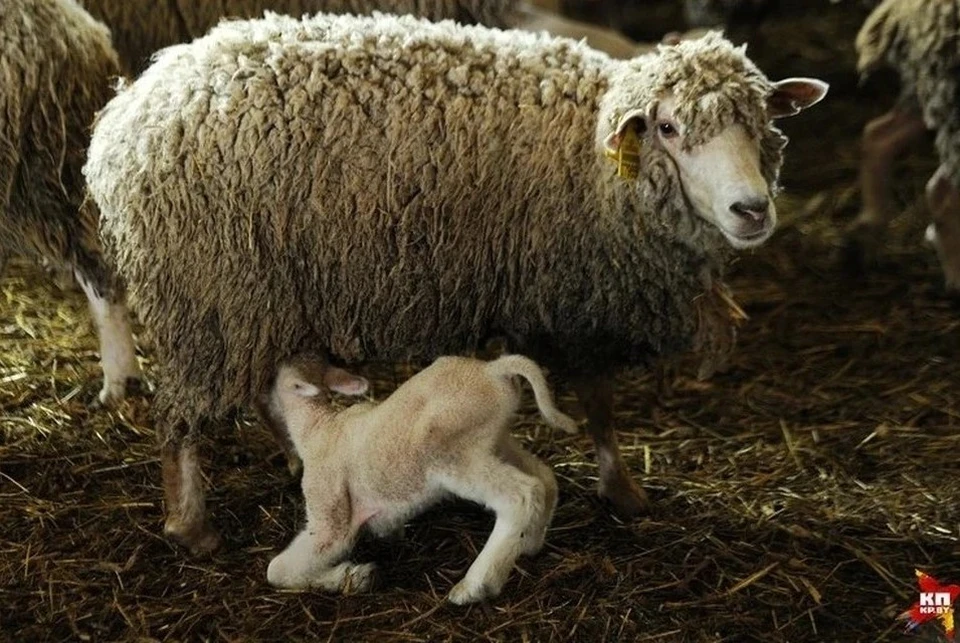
[2,1,959,641]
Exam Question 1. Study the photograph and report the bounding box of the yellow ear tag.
[604,122,642,180]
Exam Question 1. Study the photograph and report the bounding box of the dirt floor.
[2,1,960,641]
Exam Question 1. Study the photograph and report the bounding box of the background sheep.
[84,12,827,554]
[1,0,140,405]
[77,0,641,74]
[842,0,960,291]
[266,354,578,604]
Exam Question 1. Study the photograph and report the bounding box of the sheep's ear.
[323,367,369,397]
[602,110,647,179]
[291,380,322,398]
[768,78,829,119]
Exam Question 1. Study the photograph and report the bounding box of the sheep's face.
[273,357,369,414]
[652,93,774,248]
[602,75,827,249]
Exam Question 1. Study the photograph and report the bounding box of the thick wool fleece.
[79,0,516,74]
[85,13,787,439]
[857,0,960,185]
[0,0,120,290]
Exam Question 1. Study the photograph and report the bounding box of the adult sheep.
[84,13,827,554]
[1,0,140,406]
[77,0,639,74]
[843,0,960,292]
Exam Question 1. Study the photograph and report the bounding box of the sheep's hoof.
[448,579,492,605]
[343,563,377,593]
[599,476,651,519]
[164,520,222,556]
[838,221,883,275]
[94,376,149,409]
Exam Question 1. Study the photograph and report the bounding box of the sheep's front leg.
[843,108,927,271]
[925,164,960,293]
[267,516,373,593]
[161,438,222,555]
[497,435,558,556]
[573,376,649,518]
[254,398,303,478]
[75,271,141,406]
[443,460,547,604]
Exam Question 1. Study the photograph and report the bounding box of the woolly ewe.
[1,0,140,405]
[84,12,827,553]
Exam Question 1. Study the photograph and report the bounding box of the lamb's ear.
[767,78,829,119]
[291,379,322,398]
[602,109,647,179]
[323,367,369,396]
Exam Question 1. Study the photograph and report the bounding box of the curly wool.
[856,0,960,185]
[79,0,517,74]
[0,0,120,290]
[85,13,787,437]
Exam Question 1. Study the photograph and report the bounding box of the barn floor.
[2,1,960,641]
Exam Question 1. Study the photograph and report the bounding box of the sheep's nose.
[730,198,770,224]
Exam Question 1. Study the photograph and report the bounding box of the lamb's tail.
[486,355,579,434]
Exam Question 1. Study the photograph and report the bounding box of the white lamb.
[265,353,578,604]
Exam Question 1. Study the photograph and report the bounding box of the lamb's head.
[598,32,827,250]
[272,354,369,416]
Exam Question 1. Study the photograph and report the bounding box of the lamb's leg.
[267,501,373,592]
[497,435,557,556]
[573,375,649,518]
[253,398,303,478]
[843,108,927,271]
[161,438,221,555]
[443,459,547,604]
[925,165,960,293]
[74,271,141,406]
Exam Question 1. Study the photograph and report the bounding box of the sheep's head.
[273,354,369,411]
[598,32,827,250]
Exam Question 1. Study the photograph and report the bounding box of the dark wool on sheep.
[84,14,787,442]
[857,0,960,186]
[78,0,516,74]
[0,0,120,292]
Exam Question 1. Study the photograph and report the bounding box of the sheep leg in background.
[161,439,222,555]
[74,271,141,406]
[924,165,960,293]
[496,434,558,555]
[574,375,650,518]
[254,398,304,477]
[445,459,547,604]
[267,508,373,592]
[843,108,927,271]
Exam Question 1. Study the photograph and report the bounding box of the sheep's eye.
[658,122,678,138]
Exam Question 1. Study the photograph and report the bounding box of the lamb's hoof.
[599,476,651,519]
[286,453,303,479]
[448,579,493,605]
[164,520,222,556]
[343,563,377,593]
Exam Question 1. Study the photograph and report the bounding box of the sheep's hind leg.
[75,270,141,406]
[574,375,649,518]
[924,164,960,293]
[842,108,927,272]
[161,437,222,555]
[497,435,557,556]
[443,459,547,604]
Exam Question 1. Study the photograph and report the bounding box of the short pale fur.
[266,354,578,604]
